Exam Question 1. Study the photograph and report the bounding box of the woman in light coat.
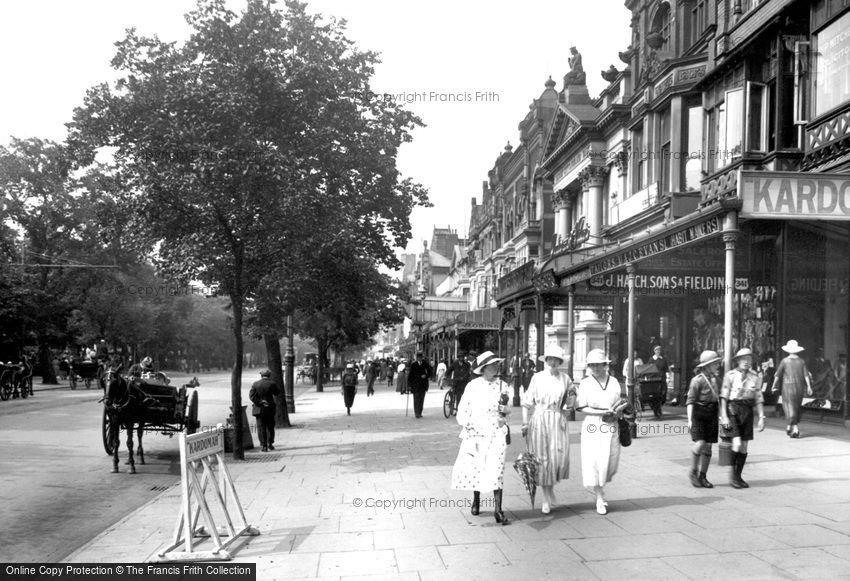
[451,351,512,525]
[576,349,623,515]
[771,340,812,438]
[521,343,574,514]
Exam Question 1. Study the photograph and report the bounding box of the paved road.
[0,370,308,562]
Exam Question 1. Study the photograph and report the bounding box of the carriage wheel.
[0,370,11,401]
[102,407,115,455]
[443,391,454,419]
[185,389,199,435]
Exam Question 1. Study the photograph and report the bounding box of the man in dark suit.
[407,351,433,418]
[448,351,473,407]
[249,368,280,452]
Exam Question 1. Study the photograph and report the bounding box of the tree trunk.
[231,293,245,460]
[39,340,58,384]
[316,336,326,392]
[265,331,291,428]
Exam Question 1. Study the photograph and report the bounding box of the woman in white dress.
[451,351,512,525]
[576,348,623,515]
[521,343,574,514]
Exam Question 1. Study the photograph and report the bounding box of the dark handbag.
[618,418,632,447]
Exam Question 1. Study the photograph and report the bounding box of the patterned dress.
[774,355,808,425]
[522,370,572,485]
[451,376,511,491]
[577,374,622,492]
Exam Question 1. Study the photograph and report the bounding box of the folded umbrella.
[513,451,540,508]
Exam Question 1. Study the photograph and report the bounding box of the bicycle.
[443,380,464,418]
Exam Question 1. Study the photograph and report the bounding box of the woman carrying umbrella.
[450,351,512,525]
[576,349,623,515]
[771,340,812,438]
[521,343,574,514]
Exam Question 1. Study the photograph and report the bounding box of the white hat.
[781,340,804,354]
[732,348,753,360]
[585,349,611,365]
[345,363,354,369]
[539,344,567,364]
[695,350,721,368]
[473,351,504,375]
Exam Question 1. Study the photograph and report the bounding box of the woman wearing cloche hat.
[720,348,766,488]
[451,351,512,525]
[770,340,812,438]
[686,350,722,488]
[575,348,624,515]
[520,343,574,514]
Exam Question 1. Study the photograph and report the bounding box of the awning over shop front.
[450,307,501,333]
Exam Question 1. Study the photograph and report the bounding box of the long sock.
[737,453,748,478]
[729,451,739,480]
[690,451,701,473]
[699,450,712,474]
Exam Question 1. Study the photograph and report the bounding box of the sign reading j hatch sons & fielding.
[739,171,850,220]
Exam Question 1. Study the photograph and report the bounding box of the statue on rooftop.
[563,46,586,86]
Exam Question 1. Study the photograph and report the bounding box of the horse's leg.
[126,424,136,474]
[137,423,145,465]
[110,418,120,473]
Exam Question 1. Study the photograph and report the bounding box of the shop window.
[813,11,850,118]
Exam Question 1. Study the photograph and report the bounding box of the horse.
[102,366,150,473]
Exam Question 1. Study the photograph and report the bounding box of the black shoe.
[689,469,701,488]
[471,492,480,516]
[494,511,510,525]
[261,446,268,452]
[698,474,714,488]
[268,444,275,451]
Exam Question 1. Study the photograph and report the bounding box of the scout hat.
[695,350,721,368]
[473,351,504,374]
[539,343,567,364]
[732,348,753,360]
[780,340,804,354]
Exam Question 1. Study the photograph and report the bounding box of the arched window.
[649,2,672,52]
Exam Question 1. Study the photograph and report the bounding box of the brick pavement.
[65,382,850,580]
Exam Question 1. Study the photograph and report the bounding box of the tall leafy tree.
[68,0,427,457]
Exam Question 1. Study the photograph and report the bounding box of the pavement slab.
[61,384,850,579]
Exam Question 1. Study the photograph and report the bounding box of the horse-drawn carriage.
[101,368,200,473]
[70,359,104,390]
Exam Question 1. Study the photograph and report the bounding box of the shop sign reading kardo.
[739,171,850,220]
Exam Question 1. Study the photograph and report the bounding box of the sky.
[0,0,631,256]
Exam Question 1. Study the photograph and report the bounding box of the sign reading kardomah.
[151,427,259,562]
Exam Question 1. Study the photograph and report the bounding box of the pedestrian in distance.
[407,351,433,418]
[771,340,812,438]
[448,351,473,407]
[249,369,280,452]
[720,348,766,488]
[386,358,396,387]
[450,351,512,525]
[395,359,407,394]
[341,363,358,415]
[520,353,536,392]
[686,350,722,488]
[650,345,671,404]
[436,359,448,390]
[365,359,377,397]
[521,343,574,514]
[576,349,624,515]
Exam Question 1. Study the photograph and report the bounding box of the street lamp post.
[284,314,295,413]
